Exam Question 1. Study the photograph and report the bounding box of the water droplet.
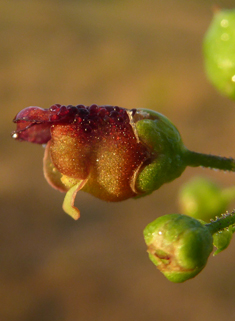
[12,133,18,139]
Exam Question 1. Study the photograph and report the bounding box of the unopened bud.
[144,214,213,282]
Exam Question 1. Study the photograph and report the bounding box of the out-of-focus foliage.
[178,176,233,222]
[204,8,235,100]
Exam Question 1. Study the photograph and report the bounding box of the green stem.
[205,211,235,235]
[184,150,235,172]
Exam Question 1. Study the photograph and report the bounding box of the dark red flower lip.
[12,104,137,144]
[12,104,84,144]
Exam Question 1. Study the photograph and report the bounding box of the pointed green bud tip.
[143,214,213,282]
[204,8,235,99]
[178,177,228,222]
[213,226,233,256]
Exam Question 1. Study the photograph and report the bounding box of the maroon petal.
[12,106,53,144]
[12,122,52,144]
[11,104,84,144]
[13,106,52,123]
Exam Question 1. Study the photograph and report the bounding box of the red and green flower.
[12,104,187,219]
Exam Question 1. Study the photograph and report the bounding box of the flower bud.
[144,214,213,282]
[178,177,228,222]
[204,8,235,99]
[213,226,233,256]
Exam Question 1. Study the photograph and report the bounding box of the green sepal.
[135,110,187,194]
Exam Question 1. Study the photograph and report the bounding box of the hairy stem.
[184,150,235,172]
[205,211,235,235]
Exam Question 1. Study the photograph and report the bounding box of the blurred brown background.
[2,0,235,320]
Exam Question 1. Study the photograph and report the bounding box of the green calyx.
[134,109,235,196]
[144,214,213,283]
[135,109,187,195]
[203,8,235,99]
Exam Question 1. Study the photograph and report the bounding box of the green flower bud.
[204,8,235,99]
[144,214,213,282]
[213,226,233,256]
[178,177,229,222]
[135,109,187,195]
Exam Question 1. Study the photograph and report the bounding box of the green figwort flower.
[144,212,235,282]
[144,214,213,283]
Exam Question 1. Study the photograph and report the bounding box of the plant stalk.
[184,150,235,172]
[205,211,235,235]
